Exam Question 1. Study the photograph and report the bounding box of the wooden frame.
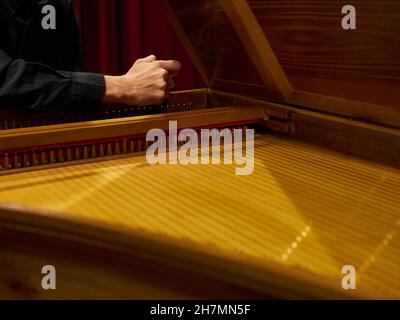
[1,89,400,172]
[211,90,400,167]
[0,106,264,151]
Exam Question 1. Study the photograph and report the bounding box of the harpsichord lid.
[164,0,400,128]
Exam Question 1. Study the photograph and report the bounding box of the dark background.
[73,0,202,90]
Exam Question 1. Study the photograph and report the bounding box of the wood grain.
[208,92,400,167]
[219,0,292,99]
[165,0,281,100]
[0,106,265,151]
[289,89,400,128]
[248,0,400,126]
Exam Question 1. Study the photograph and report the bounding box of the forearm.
[0,50,180,110]
[0,50,105,112]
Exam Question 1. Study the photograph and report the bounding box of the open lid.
[164,0,400,128]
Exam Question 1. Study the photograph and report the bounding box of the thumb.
[158,60,182,73]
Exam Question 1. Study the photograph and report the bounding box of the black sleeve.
[0,49,105,113]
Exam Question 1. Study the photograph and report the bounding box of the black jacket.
[0,0,105,113]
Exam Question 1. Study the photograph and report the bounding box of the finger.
[158,60,182,73]
[167,77,176,90]
[140,55,157,63]
[163,71,170,81]
[165,89,171,100]
[169,71,179,78]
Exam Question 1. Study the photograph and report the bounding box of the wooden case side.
[0,204,364,299]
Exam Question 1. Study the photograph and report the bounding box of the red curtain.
[72,0,202,90]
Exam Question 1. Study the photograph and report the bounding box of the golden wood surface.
[0,135,399,298]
